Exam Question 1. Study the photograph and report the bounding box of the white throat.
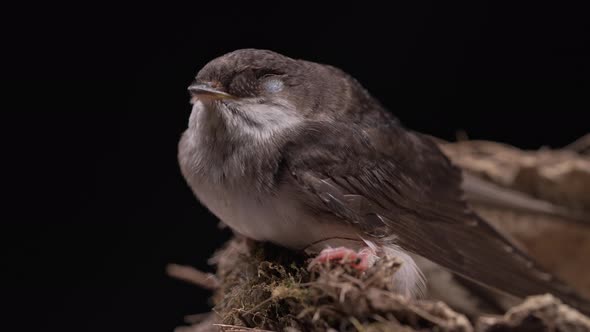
[189,99,301,146]
[181,99,303,187]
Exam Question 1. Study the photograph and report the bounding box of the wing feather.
[286,121,590,313]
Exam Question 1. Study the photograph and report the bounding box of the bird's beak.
[188,83,233,101]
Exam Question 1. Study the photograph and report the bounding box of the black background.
[4,2,589,331]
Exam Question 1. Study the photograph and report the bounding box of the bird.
[178,48,590,312]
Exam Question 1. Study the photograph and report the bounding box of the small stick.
[166,264,219,290]
[213,324,275,332]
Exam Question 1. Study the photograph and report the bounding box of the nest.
[171,238,589,332]
[171,135,590,332]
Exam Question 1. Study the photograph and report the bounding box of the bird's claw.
[308,246,375,272]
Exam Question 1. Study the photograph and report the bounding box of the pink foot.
[309,247,375,272]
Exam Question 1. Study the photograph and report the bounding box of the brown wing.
[285,121,590,314]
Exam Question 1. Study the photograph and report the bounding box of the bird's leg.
[308,246,376,272]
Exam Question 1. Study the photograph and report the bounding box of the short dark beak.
[188,83,233,100]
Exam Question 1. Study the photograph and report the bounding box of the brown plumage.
[178,49,590,313]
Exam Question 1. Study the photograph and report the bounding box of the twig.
[213,324,275,332]
[184,312,214,324]
[167,264,220,290]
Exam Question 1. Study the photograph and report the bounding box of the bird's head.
[189,49,304,135]
[191,49,304,102]
[186,49,372,142]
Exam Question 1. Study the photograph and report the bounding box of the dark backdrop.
[4,2,589,331]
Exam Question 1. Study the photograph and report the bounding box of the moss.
[209,238,473,332]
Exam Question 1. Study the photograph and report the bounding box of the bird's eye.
[261,76,284,93]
